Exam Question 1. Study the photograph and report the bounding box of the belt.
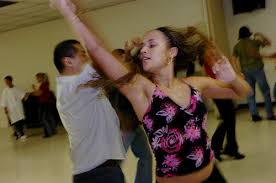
[73,160,121,181]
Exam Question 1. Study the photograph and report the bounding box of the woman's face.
[139,30,173,73]
[36,75,43,83]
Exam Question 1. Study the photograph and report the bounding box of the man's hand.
[124,37,142,52]
[267,52,276,59]
[254,32,271,46]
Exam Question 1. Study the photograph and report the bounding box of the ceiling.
[0,0,135,33]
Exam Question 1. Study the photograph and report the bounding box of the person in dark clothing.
[31,73,57,138]
[200,44,245,161]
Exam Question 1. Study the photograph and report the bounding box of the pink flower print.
[186,96,197,114]
[151,136,161,150]
[156,103,178,123]
[161,167,171,174]
[143,115,153,131]
[186,118,195,126]
[154,126,169,137]
[184,119,201,142]
[187,147,204,168]
[160,128,184,153]
[154,87,166,99]
[193,90,203,102]
[162,154,182,171]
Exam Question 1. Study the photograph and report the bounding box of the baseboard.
[237,101,276,110]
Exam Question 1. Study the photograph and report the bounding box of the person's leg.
[212,99,227,161]
[130,125,153,183]
[39,104,55,137]
[223,100,238,153]
[13,120,25,137]
[13,122,21,139]
[47,103,58,135]
[255,69,275,119]
[73,166,125,183]
[244,70,260,120]
[17,120,25,137]
[219,100,244,159]
[17,120,27,140]
[13,130,19,139]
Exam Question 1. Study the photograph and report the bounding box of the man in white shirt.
[53,39,125,183]
[1,75,27,140]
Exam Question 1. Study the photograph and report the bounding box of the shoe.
[267,116,276,120]
[19,135,27,142]
[214,151,222,161]
[232,152,245,160]
[252,115,262,122]
[43,135,51,138]
[222,151,245,160]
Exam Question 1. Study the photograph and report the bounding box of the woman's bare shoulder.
[179,76,210,92]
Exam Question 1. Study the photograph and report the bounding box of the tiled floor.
[0,107,276,183]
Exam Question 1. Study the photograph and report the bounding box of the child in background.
[1,75,27,141]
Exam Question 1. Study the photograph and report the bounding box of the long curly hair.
[83,26,211,90]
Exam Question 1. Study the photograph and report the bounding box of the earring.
[167,57,173,65]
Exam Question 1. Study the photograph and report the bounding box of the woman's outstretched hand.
[212,56,237,82]
[49,0,77,18]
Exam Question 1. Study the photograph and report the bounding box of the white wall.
[223,0,276,103]
[0,0,208,127]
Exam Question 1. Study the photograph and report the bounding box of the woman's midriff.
[156,161,214,183]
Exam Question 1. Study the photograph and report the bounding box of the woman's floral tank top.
[142,84,214,177]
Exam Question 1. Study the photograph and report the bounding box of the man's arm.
[262,52,276,59]
[230,56,240,72]
[254,32,271,47]
[1,90,8,113]
[230,55,245,78]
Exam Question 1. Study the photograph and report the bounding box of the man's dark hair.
[53,39,81,73]
[239,26,252,39]
[4,75,13,81]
